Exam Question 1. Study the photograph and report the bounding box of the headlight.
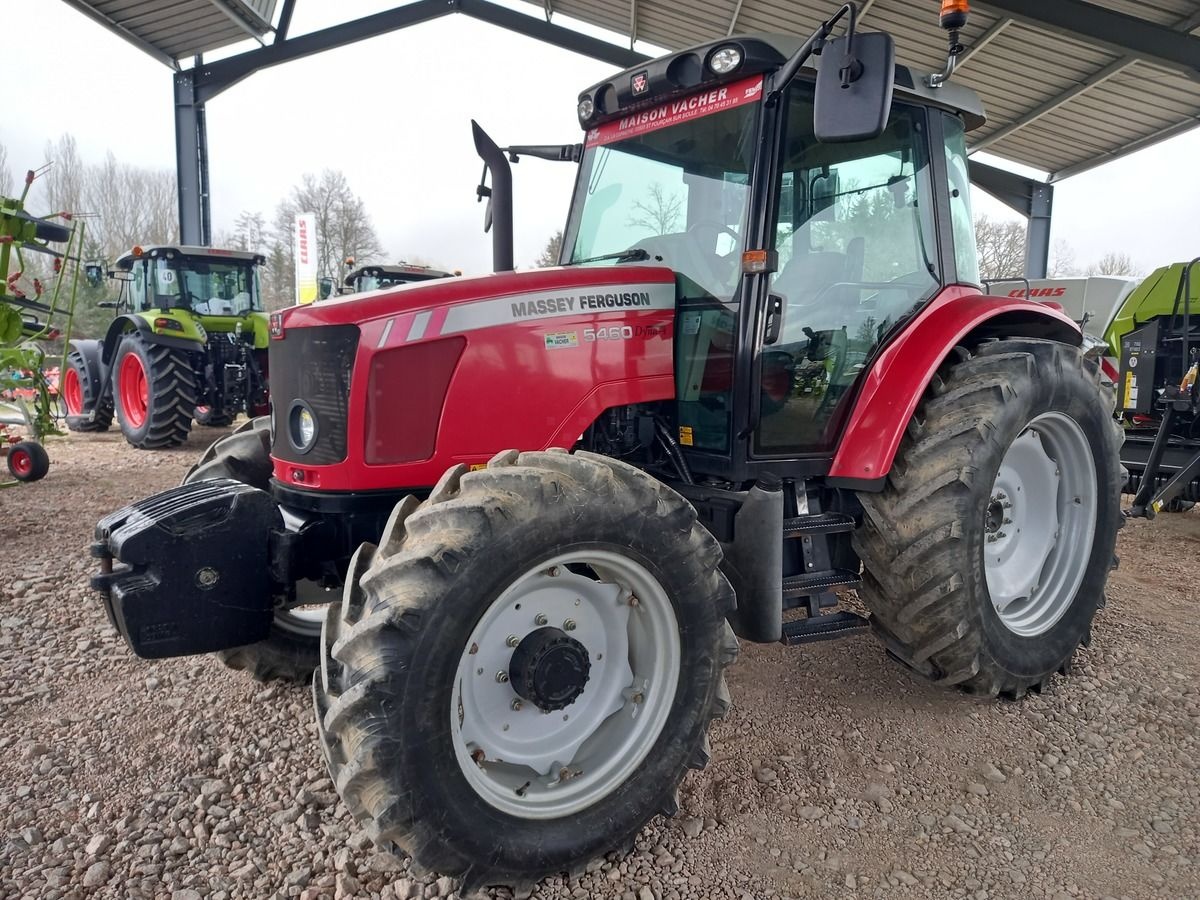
[289,401,317,454]
[709,45,743,74]
[577,96,595,121]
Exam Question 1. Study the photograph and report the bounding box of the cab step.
[782,512,855,537]
[782,568,861,597]
[781,610,870,645]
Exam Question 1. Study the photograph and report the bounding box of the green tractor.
[63,245,271,448]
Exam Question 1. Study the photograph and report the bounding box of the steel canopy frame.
[174,0,648,245]
[172,0,1057,275]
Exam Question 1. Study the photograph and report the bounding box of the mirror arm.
[503,144,583,163]
[767,2,856,103]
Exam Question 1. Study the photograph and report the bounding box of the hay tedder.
[0,166,86,487]
[93,1,1123,893]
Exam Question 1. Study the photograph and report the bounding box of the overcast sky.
[7,0,1200,275]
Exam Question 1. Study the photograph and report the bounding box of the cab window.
[756,91,940,455]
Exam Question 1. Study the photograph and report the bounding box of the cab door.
[753,87,943,457]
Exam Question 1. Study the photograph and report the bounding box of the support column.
[1024,181,1053,279]
[174,70,211,246]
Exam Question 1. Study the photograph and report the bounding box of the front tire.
[314,450,736,895]
[114,336,196,449]
[854,339,1122,698]
[185,417,326,683]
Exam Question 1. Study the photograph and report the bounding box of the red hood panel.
[280,265,677,329]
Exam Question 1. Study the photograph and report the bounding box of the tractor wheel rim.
[984,411,1098,637]
[118,352,149,428]
[62,367,84,415]
[11,449,32,476]
[277,580,337,635]
[451,549,681,819]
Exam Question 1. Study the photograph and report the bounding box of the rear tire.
[314,450,736,895]
[62,349,113,432]
[7,440,50,482]
[114,336,196,449]
[185,417,325,683]
[854,339,1122,698]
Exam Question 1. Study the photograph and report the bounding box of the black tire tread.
[315,449,737,897]
[63,349,113,432]
[853,339,1122,699]
[116,338,197,449]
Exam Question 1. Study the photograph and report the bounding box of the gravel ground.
[1,428,1197,900]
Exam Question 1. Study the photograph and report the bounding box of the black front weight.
[91,478,283,659]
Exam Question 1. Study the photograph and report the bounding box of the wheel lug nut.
[510,698,522,711]
[506,634,519,648]
[563,619,576,631]
[628,595,640,607]
[631,692,644,704]
[495,671,509,683]
[534,613,548,626]
[1003,518,1012,525]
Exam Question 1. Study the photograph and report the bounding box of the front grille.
[270,324,359,465]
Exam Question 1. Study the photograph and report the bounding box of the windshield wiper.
[569,248,650,266]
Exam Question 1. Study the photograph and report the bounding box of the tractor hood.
[267,263,680,492]
[273,265,678,336]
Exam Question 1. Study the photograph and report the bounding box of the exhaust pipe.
[471,120,514,273]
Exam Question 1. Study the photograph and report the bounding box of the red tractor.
[92,3,1122,894]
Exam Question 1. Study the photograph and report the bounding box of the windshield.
[564,77,763,303]
[150,256,261,315]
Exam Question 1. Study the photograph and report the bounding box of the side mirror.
[84,263,105,288]
[814,32,895,143]
[318,277,333,300]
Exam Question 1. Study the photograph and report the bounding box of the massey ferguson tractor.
[63,245,270,447]
[91,2,1122,894]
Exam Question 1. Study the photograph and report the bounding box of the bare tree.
[1049,239,1078,277]
[0,141,12,196]
[274,170,383,293]
[974,214,1027,281]
[41,134,86,217]
[627,183,683,236]
[1086,251,1138,276]
[535,231,563,267]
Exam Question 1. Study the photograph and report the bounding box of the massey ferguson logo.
[631,71,649,95]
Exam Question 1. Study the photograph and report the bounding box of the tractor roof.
[344,264,455,285]
[579,33,986,133]
[115,245,265,269]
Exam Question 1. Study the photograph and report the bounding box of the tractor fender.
[827,285,1081,488]
[99,315,205,366]
[67,338,105,382]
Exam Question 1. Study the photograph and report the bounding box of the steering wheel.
[686,221,741,290]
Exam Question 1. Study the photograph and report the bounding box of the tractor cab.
[113,245,264,317]
[342,262,456,295]
[561,32,985,476]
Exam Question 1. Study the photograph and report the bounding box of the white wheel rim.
[276,580,337,635]
[984,411,1098,637]
[451,550,681,819]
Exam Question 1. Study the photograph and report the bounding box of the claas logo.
[1009,287,1067,298]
